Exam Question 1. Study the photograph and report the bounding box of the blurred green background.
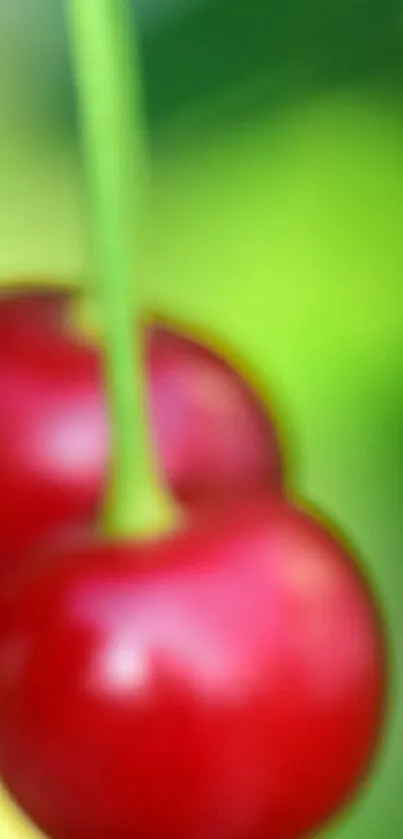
[0,0,402,837]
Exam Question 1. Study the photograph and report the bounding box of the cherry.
[0,499,386,839]
[0,5,383,837]
[0,287,282,567]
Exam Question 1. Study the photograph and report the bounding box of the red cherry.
[0,288,282,567]
[0,499,385,839]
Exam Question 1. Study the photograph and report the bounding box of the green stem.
[67,0,180,539]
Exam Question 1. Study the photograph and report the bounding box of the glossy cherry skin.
[0,499,385,839]
[0,288,282,566]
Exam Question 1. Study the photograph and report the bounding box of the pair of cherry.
[0,286,282,567]
[0,285,386,839]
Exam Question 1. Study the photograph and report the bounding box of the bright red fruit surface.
[0,289,281,566]
[0,500,385,839]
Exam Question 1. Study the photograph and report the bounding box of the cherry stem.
[67,0,180,539]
